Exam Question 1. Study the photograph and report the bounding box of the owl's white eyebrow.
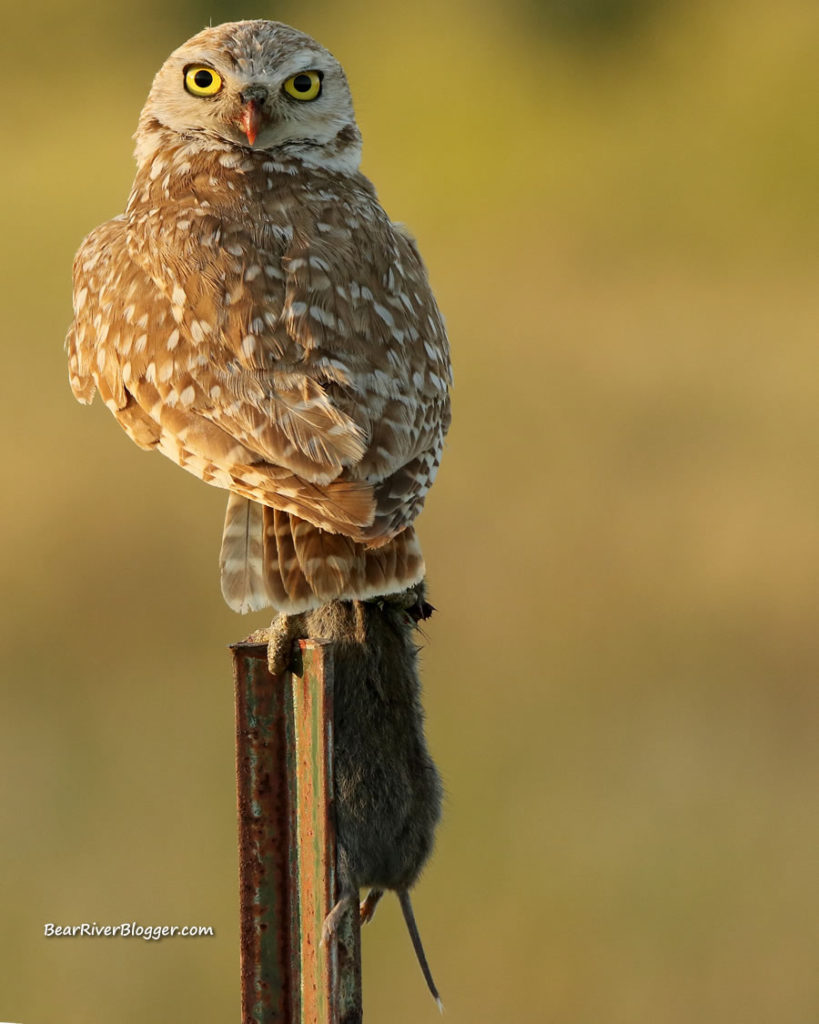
[273,52,328,76]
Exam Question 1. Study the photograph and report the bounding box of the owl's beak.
[238,100,263,147]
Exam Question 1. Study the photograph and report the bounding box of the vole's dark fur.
[266,582,443,1005]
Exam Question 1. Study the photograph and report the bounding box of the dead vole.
[266,582,443,1007]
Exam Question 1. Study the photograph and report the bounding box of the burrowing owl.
[66,20,451,614]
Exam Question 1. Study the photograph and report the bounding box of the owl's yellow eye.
[283,70,323,101]
[184,66,223,97]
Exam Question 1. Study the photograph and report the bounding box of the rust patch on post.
[232,637,361,1024]
[233,641,296,1023]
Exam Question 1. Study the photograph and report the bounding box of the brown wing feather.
[69,217,376,536]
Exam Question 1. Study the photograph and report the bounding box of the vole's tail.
[398,889,443,1012]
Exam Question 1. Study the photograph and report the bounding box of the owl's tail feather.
[218,494,424,614]
[220,492,269,613]
[263,507,425,613]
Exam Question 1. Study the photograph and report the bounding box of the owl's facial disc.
[137,22,363,173]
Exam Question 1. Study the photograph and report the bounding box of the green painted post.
[232,638,362,1024]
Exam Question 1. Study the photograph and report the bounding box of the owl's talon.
[266,613,304,676]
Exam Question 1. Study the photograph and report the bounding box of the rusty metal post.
[232,638,362,1024]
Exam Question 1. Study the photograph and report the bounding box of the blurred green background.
[1,0,817,1020]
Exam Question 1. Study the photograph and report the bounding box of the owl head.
[135,20,362,172]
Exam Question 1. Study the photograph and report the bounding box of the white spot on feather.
[373,303,395,327]
[310,305,336,328]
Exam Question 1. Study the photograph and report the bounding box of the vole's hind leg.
[360,887,384,925]
[321,884,359,948]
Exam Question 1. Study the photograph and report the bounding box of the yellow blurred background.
[1,0,817,1020]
